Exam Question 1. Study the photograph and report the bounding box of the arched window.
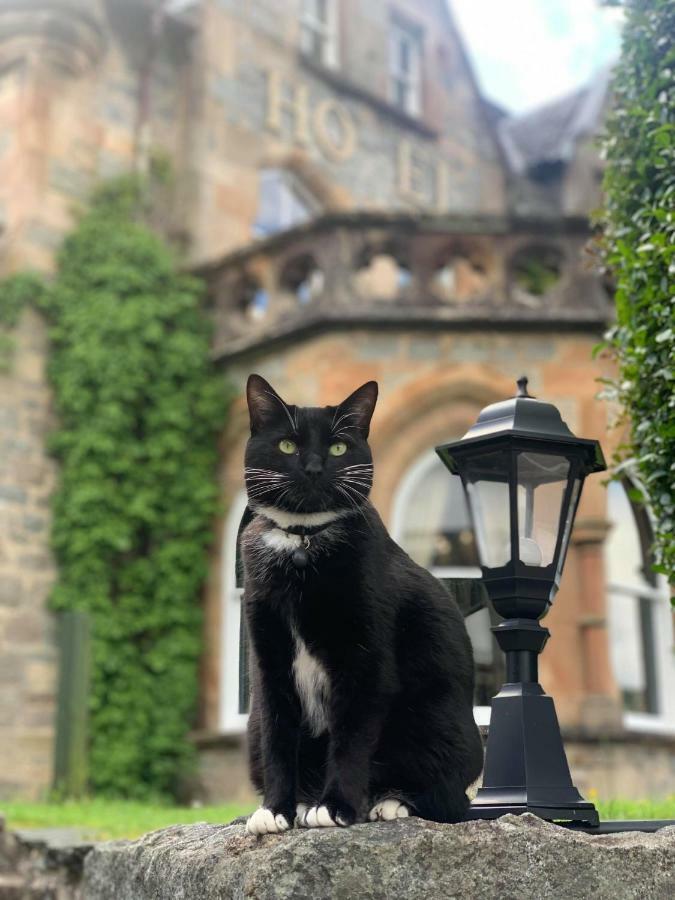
[605,481,675,732]
[253,168,321,238]
[391,451,503,726]
[219,489,249,733]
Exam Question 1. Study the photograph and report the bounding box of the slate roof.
[497,69,612,177]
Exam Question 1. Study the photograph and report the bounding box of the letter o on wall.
[313,99,357,163]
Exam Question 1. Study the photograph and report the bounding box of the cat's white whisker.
[262,390,297,434]
[330,410,360,432]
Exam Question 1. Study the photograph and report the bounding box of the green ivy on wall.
[3,175,230,797]
[0,273,45,372]
[600,0,675,584]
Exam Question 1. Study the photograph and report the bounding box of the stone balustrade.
[199,212,613,361]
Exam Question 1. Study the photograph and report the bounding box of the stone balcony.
[199,213,613,362]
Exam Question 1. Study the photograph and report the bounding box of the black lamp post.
[436,377,605,826]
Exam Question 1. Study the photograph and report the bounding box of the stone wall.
[2,813,674,900]
[82,815,675,900]
[0,815,89,899]
[0,0,505,271]
[0,309,59,800]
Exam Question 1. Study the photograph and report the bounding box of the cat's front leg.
[246,681,300,834]
[245,608,301,835]
[304,675,390,828]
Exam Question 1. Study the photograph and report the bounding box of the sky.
[449,0,624,114]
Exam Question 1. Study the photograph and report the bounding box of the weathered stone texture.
[0,816,90,899]
[0,309,59,800]
[82,815,675,900]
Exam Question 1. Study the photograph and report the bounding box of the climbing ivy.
[7,175,229,797]
[600,0,675,583]
[0,272,45,371]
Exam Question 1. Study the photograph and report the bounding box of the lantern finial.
[516,375,532,398]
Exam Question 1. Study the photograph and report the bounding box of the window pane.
[608,591,658,714]
[605,480,652,592]
[395,453,500,712]
[253,168,319,236]
[398,458,479,569]
[389,22,421,115]
[605,481,661,717]
[399,38,410,72]
[301,0,336,66]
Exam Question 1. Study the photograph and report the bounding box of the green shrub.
[600,0,675,583]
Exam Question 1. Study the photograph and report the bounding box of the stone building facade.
[0,0,673,803]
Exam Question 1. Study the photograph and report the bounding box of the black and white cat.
[241,374,483,835]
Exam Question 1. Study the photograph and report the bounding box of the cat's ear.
[246,374,294,434]
[335,381,378,438]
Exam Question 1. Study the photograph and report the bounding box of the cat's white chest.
[292,636,330,736]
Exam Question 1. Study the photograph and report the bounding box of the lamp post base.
[474,619,600,829]
[465,803,599,826]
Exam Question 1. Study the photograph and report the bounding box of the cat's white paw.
[246,807,290,836]
[300,805,348,828]
[296,802,309,826]
[368,799,410,821]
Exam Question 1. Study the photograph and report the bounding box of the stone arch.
[0,1,106,76]
[369,370,511,523]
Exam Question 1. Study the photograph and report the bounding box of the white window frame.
[391,450,491,727]
[300,0,339,68]
[389,17,422,117]
[605,480,675,735]
[219,489,249,734]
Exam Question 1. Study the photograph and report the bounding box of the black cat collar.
[263,518,336,569]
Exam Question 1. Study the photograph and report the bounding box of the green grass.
[595,796,675,822]
[0,799,256,841]
[2,796,673,842]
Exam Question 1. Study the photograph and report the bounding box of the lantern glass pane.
[556,477,581,578]
[517,452,570,567]
[463,452,511,568]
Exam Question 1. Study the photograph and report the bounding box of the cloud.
[449,0,623,112]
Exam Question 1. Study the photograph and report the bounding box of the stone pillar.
[572,517,623,733]
[0,1,104,799]
[0,0,105,273]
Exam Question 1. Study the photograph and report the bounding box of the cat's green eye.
[278,439,297,455]
[329,442,347,457]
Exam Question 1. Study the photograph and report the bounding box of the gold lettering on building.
[398,141,428,206]
[313,99,357,162]
[398,140,449,211]
[265,70,449,210]
[265,70,310,146]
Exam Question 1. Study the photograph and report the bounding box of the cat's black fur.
[241,374,483,827]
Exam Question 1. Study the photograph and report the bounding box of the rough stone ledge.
[82,813,675,900]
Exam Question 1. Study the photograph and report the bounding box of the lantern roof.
[437,377,606,473]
